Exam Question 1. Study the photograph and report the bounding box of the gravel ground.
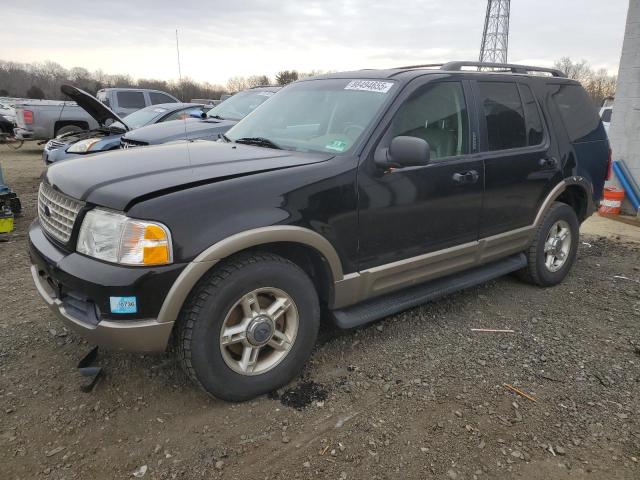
[1,145,639,480]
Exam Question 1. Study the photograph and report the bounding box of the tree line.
[0,58,616,105]
[0,60,319,101]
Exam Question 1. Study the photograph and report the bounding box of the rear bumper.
[31,265,174,351]
[14,127,34,140]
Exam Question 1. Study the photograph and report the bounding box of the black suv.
[30,62,610,401]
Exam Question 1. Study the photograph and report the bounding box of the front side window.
[117,91,145,109]
[226,79,395,154]
[163,108,198,122]
[389,82,469,159]
[478,82,526,151]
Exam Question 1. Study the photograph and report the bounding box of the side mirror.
[375,136,430,169]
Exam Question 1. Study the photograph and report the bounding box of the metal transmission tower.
[479,0,511,64]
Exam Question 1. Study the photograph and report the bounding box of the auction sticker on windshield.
[345,80,394,93]
[326,139,348,152]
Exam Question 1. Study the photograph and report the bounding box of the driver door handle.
[539,157,558,169]
[452,170,479,185]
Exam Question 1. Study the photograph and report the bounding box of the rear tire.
[518,202,579,287]
[55,125,82,137]
[176,252,320,402]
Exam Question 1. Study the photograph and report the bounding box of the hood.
[60,84,129,130]
[123,117,237,144]
[45,140,333,210]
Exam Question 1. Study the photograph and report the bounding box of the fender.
[157,226,344,324]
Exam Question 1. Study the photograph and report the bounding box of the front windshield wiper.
[218,133,232,143]
[235,137,282,150]
[207,114,227,120]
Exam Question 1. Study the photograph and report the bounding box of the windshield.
[225,79,395,154]
[206,90,275,121]
[111,105,172,130]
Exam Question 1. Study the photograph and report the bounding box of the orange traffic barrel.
[599,187,625,215]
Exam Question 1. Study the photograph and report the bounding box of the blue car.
[43,85,206,164]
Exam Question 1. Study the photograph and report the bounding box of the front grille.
[46,139,66,150]
[38,183,85,243]
[120,138,148,149]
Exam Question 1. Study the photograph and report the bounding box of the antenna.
[479,0,511,64]
[175,29,183,83]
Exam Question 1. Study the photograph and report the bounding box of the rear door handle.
[539,157,558,169]
[453,170,479,184]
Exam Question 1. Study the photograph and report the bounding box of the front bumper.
[29,221,186,352]
[31,265,174,351]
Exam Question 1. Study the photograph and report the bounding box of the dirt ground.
[1,145,639,480]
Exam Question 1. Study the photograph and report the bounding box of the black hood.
[60,85,129,130]
[45,141,333,210]
[122,117,238,145]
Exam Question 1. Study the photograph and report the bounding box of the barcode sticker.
[345,80,394,93]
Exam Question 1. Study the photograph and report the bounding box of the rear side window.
[549,84,601,143]
[117,91,146,109]
[478,82,526,151]
[149,92,176,105]
[519,84,544,146]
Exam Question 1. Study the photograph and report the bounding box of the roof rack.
[394,61,566,78]
[442,61,566,77]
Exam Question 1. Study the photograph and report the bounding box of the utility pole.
[479,0,511,64]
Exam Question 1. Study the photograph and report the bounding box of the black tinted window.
[117,91,145,109]
[149,92,176,105]
[478,82,526,151]
[390,82,469,159]
[550,84,601,143]
[601,108,612,123]
[519,84,544,146]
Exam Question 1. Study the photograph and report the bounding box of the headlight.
[77,209,172,266]
[67,138,101,153]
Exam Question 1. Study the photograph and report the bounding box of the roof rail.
[394,63,445,70]
[440,61,566,77]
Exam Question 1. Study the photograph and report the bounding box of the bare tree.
[553,57,616,106]
[226,76,249,92]
[554,57,592,83]
[247,75,271,87]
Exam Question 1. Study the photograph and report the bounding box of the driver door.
[357,80,484,275]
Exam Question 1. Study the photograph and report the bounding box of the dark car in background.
[119,86,279,148]
[43,85,207,164]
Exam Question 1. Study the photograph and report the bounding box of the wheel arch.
[53,120,89,136]
[534,178,593,227]
[157,226,344,325]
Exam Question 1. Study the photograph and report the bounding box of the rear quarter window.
[549,84,602,143]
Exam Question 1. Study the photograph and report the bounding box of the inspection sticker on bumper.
[345,80,393,93]
[110,296,137,314]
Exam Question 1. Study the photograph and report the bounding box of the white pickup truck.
[14,87,179,141]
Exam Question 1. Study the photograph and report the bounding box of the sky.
[0,0,629,85]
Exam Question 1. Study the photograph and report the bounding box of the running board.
[331,253,527,329]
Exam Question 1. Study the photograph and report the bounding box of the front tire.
[518,202,579,287]
[176,252,320,401]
